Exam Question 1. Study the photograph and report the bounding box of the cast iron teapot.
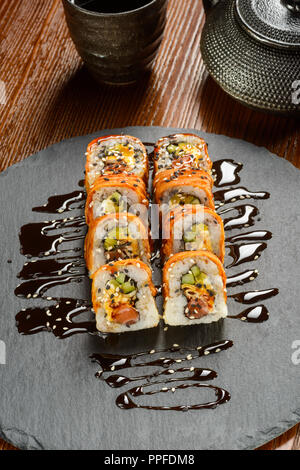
[200,0,300,114]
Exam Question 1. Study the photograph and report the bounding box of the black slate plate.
[0,126,299,450]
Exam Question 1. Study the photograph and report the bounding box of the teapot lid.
[236,0,300,49]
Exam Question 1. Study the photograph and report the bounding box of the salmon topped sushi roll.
[92,260,159,333]
[162,206,225,263]
[154,169,215,213]
[85,135,149,191]
[85,213,152,276]
[163,251,227,325]
[85,175,148,225]
[154,134,212,175]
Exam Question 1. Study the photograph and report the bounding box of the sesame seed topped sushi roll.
[162,206,225,263]
[92,260,159,333]
[154,134,212,175]
[85,175,148,225]
[85,135,149,191]
[163,251,227,325]
[154,169,215,214]
[85,213,152,276]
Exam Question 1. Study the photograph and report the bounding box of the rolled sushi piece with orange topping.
[163,251,227,325]
[92,260,159,333]
[85,213,152,276]
[154,134,212,175]
[154,169,215,213]
[85,175,148,225]
[162,206,225,263]
[85,135,149,191]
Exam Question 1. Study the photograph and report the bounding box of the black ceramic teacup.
[62,0,169,85]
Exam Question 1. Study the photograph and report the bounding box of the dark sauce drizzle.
[14,140,278,410]
[91,340,232,411]
[19,217,86,257]
[214,187,270,206]
[226,242,267,269]
[16,297,96,338]
[226,269,259,287]
[32,190,85,213]
[221,204,259,231]
[213,159,243,187]
[228,305,270,323]
[229,288,279,304]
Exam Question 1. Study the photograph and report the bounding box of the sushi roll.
[92,260,160,333]
[85,175,148,225]
[163,251,227,325]
[85,135,149,191]
[162,206,225,263]
[85,213,152,276]
[154,168,215,214]
[154,133,212,175]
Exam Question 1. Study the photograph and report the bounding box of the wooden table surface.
[0,0,299,451]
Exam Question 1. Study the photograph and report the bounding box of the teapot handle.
[282,0,300,12]
[202,0,222,14]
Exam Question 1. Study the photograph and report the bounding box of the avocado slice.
[190,265,207,284]
[109,279,120,289]
[103,199,116,213]
[116,273,126,285]
[107,227,127,240]
[191,198,200,205]
[191,265,201,278]
[110,191,121,204]
[196,272,207,283]
[181,273,195,285]
[104,237,117,251]
[167,144,177,154]
[183,231,196,243]
[121,282,136,294]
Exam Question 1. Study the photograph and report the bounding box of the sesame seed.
[204,351,210,355]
